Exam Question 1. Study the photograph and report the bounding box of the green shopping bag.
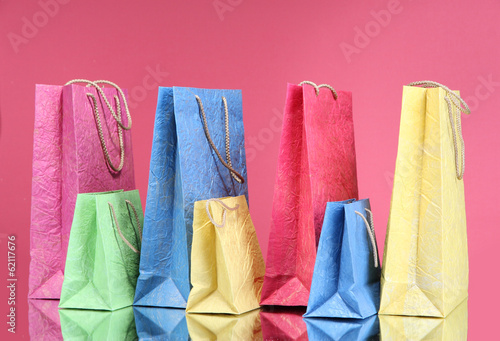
[59,307,137,340]
[59,190,143,311]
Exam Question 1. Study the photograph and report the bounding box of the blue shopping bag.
[305,315,379,340]
[134,87,248,308]
[304,199,380,319]
[134,307,188,340]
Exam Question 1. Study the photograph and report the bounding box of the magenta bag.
[28,300,61,340]
[261,81,358,306]
[29,80,135,299]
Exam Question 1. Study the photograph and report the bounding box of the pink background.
[0,0,498,339]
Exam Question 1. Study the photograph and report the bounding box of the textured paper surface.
[261,83,358,306]
[305,199,380,319]
[379,86,469,317]
[28,299,61,341]
[134,87,248,308]
[59,190,143,311]
[29,84,135,299]
[187,195,265,315]
[59,306,137,340]
[186,310,261,340]
[260,307,308,340]
[134,307,188,340]
[380,300,468,340]
[305,315,379,340]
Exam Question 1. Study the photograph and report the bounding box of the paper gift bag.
[134,307,189,340]
[186,196,265,315]
[261,81,358,306]
[186,310,261,340]
[305,315,379,341]
[59,190,143,311]
[28,299,62,341]
[305,199,380,319]
[59,307,137,340]
[260,307,308,340]
[379,300,468,340]
[29,80,135,299]
[379,81,470,317]
[134,87,248,308]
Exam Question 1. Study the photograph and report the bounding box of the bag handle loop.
[65,79,132,173]
[299,80,338,100]
[195,95,245,184]
[205,198,239,228]
[407,81,470,179]
[108,200,142,253]
[87,94,125,172]
[65,79,132,130]
[354,208,379,268]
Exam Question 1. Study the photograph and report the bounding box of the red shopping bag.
[260,81,358,306]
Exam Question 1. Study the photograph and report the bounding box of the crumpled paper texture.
[59,306,137,340]
[260,307,308,340]
[134,306,189,340]
[59,190,143,311]
[379,300,468,340]
[186,195,265,315]
[305,199,380,319]
[134,87,248,308]
[28,299,62,341]
[186,309,261,340]
[305,315,380,340]
[29,85,64,299]
[379,86,468,317]
[29,84,135,299]
[261,83,358,306]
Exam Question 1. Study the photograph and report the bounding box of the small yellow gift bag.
[186,195,265,315]
[380,81,470,317]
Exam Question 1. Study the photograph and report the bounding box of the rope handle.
[108,200,142,253]
[195,95,245,184]
[88,94,125,172]
[407,81,470,179]
[299,81,338,100]
[65,79,132,130]
[205,198,239,228]
[354,208,379,268]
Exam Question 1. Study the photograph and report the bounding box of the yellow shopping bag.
[379,81,470,317]
[186,195,265,315]
[186,310,261,340]
[379,300,468,340]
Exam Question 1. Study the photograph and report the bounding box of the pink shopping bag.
[28,299,62,340]
[260,81,358,306]
[29,80,135,299]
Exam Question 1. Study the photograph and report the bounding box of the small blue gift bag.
[304,199,380,319]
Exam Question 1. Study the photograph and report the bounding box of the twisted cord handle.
[205,198,239,228]
[299,80,338,100]
[407,80,470,179]
[65,79,132,130]
[108,201,142,253]
[355,208,379,268]
[195,95,245,184]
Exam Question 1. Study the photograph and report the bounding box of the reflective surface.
[29,300,468,340]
